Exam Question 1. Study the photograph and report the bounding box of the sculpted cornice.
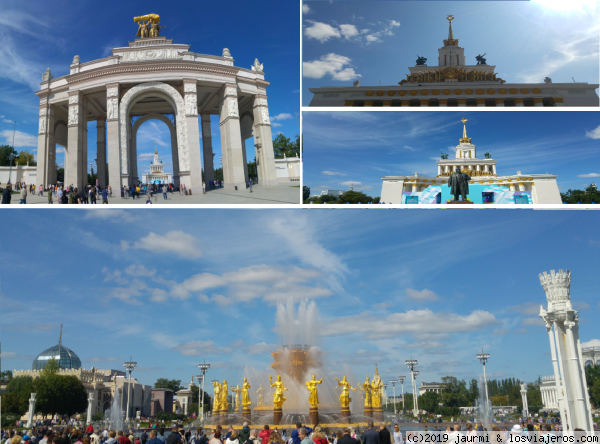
[66,61,240,86]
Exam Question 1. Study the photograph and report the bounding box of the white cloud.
[0,351,16,358]
[366,35,381,43]
[125,231,203,259]
[573,301,591,310]
[171,340,228,356]
[339,181,361,186]
[303,53,361,81]
[83,210,140,223]
[404,145,416,151]
[271,122,282,128]
[510,302,541,316]
[586,125,600,139]
[304,21,340,43]
[303,4,312,14]
[578,173,600,177]
[0,129,37,147]
[138,152,155,161]
[406,288,439,302]
[0,115,4,118]
[522,317,545,326]
[322,308,499,339]
[339,24,359,39]
[322,171,346,176]
[271,113,293,121]
[390,20,400,27]
[3,119,12,123]
[247,342,277,355]
[581,339,600,348]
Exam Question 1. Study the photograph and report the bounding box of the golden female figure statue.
[371,376,383,408]
[212,381,222,412]
[255,384,265,406]
[269,375,288,409]
[231,385,241,412]
[221,380,229,411]
[360,376,372,408]
[305,375,323,407]
[242,377,252,408]
[334,376,357,408]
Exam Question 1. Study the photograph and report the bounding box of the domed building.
[32,343,82,371]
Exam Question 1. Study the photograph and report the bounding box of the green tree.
[561,183,600,204]
[0,145,18,167]
[468,379,479,404]
[88,173,98,186]
[6,375,33,394]
[34,374,87,417]
[273,134,300,159]
[16,151,36,166]
[337,190,374,204]
[0,370,13,382]
[402,393,414,412]
[303,185,310,201]
[0,392,28,415]
[57,168,64,183]
[585,364,600,408]
[92,411,105,421]
[214,167,223,182]
[418,391,441,413]
[155,378,182,392]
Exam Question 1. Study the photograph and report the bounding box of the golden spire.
[154,140,157,154]
[444,15,459,47]
[460,118,472,144]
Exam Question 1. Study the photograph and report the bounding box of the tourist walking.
[378,426,390,444]
[249,178,253,192]
[391,426,402,444]
[2,184,11,204]
[361,423,379,444]
[162,185,168,200]
[202,182,206,194]
[19,186,27,204]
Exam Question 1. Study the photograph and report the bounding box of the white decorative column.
[241,135,249,184]
[520,384,529,418]
[201,113,214,186]
[65,91,86,190]
[37,99,56,188]
[183,80,203,191]
[492,164,497,175]
[86,392,94,425]
[218,84,246,190]
[26,393,36,428]
[539,270,594,431]
[437,165,441,175]
[96,119,106,188]
[252,94,278,186]
[106,83,121,189]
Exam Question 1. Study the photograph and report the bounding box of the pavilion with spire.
[380,118,562,204]
[141,141,173,184]
[308,14,598,107]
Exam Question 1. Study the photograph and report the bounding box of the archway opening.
[135,118,175,185]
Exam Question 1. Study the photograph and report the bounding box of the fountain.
[474,375,492,430]
[104,387,124,432]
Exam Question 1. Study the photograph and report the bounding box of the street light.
[123,356,137,420]
[390,380,397,415]
[398,375,406,413]
[476,349,491,407]
[8,120,16,184]
[198,360,210,421]
[405,359,418,416]
[413,370,420,415]
[383,383,388,409]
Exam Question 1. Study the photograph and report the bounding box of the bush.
[156,412,186,421]
[92,411,105,421]
[0,412,20,428]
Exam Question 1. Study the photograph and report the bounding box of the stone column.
[252,94,278,186]
[492,164,497,175]
[495,98,505,107]
[364,101,374,106]
[552,97,565,107]
[383,100,392,107]
[36,100,55,188]
[26,393,37,428]
[86,392,94,425]
[518,183,525,191]
[412,183,418,192]
[509,184,516,191]
[419,100,429,107]
[96,119,106,188]
[437,165,441,175]
[400,100,410,107]
[65,91,86,190]
[533,98,544,107]
[183,80,203,191]
[458,99,467,107]
[106,83,121,190]
[514,98,524,107]
[476,99,485,107]
[476,164,481,172]
[439,99,447,107]
[241,135,249,184]
[200,113,214,186]
[219,84,246,190]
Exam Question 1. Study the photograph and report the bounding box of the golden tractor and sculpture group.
[209,367,386,427]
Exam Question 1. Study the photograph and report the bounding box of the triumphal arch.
[36,14,278,192]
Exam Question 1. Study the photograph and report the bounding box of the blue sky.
[1,210,599,395]
[301,0,600,106]
[302,111,600,198]
[0,0,300,176]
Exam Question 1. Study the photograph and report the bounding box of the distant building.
[419,381,445,396]
[142,149,173,185]
[150,388,174,416]
[274,156,300,183]
[321,190,344,197]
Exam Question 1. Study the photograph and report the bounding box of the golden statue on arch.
[134,14,165,38]
[334,376,357,409]
[269,374,288,409]
[305,374,323,407]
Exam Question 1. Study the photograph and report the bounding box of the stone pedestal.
[242,407,251,424]
[364,406,373,418]
[273,407,282,425]
[341,407,351,423]
[309,406,319,425]
[373,406,383,422]
[446,200,473,205]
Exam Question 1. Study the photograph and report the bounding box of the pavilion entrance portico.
[36,34,279,193]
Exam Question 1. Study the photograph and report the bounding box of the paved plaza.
[8,185,300,205]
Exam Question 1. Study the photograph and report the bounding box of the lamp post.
[413,370,420,415]
[476,349,491,407]
[405,359,418,416]
[398,375,406,413]
[390,380,397,414]
[123,356,137,420]
[198,360,210,421]
[8,120,16,184]
[383,383,388,409]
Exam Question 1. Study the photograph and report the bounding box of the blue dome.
[32,344,82,371]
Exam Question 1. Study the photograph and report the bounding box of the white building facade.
[35,29,278,193]
[274,156,300,183]
[308,16,599,107]
[141,149,172,184]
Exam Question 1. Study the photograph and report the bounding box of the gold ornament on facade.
[398,90,407,96]
[376,90,385,96]
[134,14,165,39]
[486,89,496,95]
[432,89,440,95]
[498,88,507,94]
[420,90,429,96]
[520,88,530,94]
[442,89,451,95]
[454,89,462,95]
[509,88,518,94]
[532,88,542,94]
[465,89,473,95]
[387,91,396,96]
[444,15,459,46]
[409,90,418,96]
[365,91,374,96]
[334,376,357,409]
[476,89,485,95]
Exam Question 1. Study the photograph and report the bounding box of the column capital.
[183,80,198,94]
[221,84,238,98]
[106,83,120,99]
[96,117,106,124]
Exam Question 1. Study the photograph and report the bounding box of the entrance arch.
[118,82,195,186]
[132,113,180,185]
